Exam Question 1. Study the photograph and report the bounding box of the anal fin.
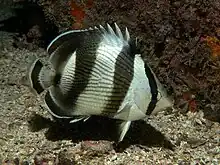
[117,120,131,142]
[44,90,72,119]
[69,116,90,123]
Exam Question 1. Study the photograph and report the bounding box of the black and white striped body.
[27,23,172,142]
[44,24,154,121]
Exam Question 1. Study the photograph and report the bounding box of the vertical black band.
[31,60,44,94]
[144,63,158,115]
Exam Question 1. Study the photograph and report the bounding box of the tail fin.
[27,56,55,95]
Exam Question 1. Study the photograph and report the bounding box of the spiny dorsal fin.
[99,23,129,46]
[98,23,131,43]
[106,23,131,43]
[114,23,124,40]
[47,23,132,71]
[93,26,98,30]
[47,23,131,55]
[124,27,130,41]
[99,24,107,33]
[107,23,116,37]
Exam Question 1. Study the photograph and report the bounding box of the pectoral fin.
[117,120,131,142]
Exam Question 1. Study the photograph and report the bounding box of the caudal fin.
[27,56,55,95]
[27,58,45,94]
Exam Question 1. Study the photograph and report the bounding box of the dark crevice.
[154,41,166,58]
[0,1,59,48]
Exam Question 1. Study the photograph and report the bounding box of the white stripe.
[59,51,77,94]
[114,55,151,121]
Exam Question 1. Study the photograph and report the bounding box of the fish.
[26,23,173,142]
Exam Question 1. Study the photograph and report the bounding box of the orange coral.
[201,32,220,57]
[70,0,93,29]
[183,92,197,112]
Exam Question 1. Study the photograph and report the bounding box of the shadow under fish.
[28,114,175,151]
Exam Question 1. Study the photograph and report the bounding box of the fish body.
[27,23,173,142]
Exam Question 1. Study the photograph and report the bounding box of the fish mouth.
[151,95,173,115]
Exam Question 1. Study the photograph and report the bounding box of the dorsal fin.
[46,23,132,71]
[47,28,96,55]
[47,23,131,55]
[99,25,107,34]
[114,23,123,40]
[47,27,99,71]
[105,23,131,44]
[106,23,116,36]
[124,27,130,41]
[99,23,129,46]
